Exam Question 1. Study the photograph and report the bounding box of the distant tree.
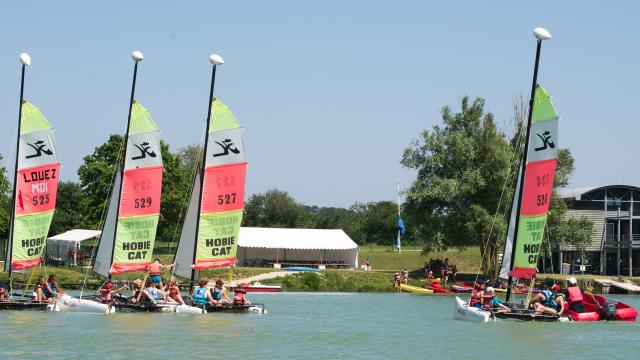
[243,189,314,228]
[349,201,399,245]
[78,135,124,227]
[0,153,11,237]
[401,96,512,271]
[49,181,86,235]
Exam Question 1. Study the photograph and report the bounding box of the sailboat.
[55,51,200,314]
[2,54,60,311]
[172,55,263,314]
[455,84,560,322]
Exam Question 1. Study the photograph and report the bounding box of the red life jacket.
[482,294,495,308]
[169,285,179,297]
[233,291,245,305]
[470,289,481,306]
[566,286,583,304]
[100,289,110,303]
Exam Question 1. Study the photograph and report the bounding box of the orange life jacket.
[149,262,161,275]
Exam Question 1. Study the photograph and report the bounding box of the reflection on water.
[0,293,638,359]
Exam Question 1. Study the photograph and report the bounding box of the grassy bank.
[260,270,395,292]
[359,245,481,272]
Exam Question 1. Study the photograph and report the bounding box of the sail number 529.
[134,197,153,208]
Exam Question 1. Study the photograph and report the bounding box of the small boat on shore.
[452,285,473,293]
[400,284,433,295]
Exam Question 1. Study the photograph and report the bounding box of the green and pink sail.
[499,85,558,279]
[93,101,163,276]
[173,99,246,278]
[4,101,60,271]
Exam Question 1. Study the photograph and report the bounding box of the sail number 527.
[218,193,237,205]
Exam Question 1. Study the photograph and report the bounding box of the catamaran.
[171,54,264,314]
[55,51,202,314]
[455,28,637,323]
[1,53,60,311]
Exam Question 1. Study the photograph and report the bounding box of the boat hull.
[0,300,51,311]
[54,295,114,313]
[585,295,637,322]
[399,283,434,294]
[454,296,492,322]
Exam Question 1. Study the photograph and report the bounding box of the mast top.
[209,54,224,65]
[132,51,144,62]
[533,27,552,41]
[19,53,31,66]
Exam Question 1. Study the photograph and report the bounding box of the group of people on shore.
[424,258,457,286]
[469,277,599,317]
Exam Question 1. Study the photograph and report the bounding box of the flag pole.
[190,54,224,291]
[107,50,143,281]
[397,182,401,253]
[506,28,551,303]
[6,53,31,284]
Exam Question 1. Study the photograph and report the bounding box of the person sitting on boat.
[147,258,175,291]
[192,279,213,306]
[0,283,8,302]
[210,279,230,306]
[164,277,185,305]
[562,277,587,313]
[469,282,484,308]
[141,278,168,305]
[483,287,510,313]
[99,280,128,303]
[41,275,63,303]
[128,279,144,304]
[532,284,565,316]
[233,284,252,306]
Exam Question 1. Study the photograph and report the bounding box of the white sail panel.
[499,165,521,279]
[173,172,201,279]
[93,171,122,277]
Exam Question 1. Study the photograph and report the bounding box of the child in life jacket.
[210,279,230,306]
[99,280,128,303]
[147,258,175,292]
[191,278,213,306]
[482,287,510,313]
[165,277,185,305]
[233,284,252,306]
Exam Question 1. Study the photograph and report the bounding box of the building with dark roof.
[555,185,640,276]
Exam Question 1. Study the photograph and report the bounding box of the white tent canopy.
[237,227,359,269]
[47,229,101,265]
[48,229,102,242]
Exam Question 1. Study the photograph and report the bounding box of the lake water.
[0,292,638,359]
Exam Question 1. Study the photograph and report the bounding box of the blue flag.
[397,216,407,235]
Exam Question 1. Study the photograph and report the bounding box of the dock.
[593,279,640,293]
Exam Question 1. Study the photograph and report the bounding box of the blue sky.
[1,1,638,207]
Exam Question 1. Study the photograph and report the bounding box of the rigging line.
[79,134,127,296]
[470,115,527,293]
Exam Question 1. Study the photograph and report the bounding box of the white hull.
[454,296,492,322]
[54,295,114,314]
